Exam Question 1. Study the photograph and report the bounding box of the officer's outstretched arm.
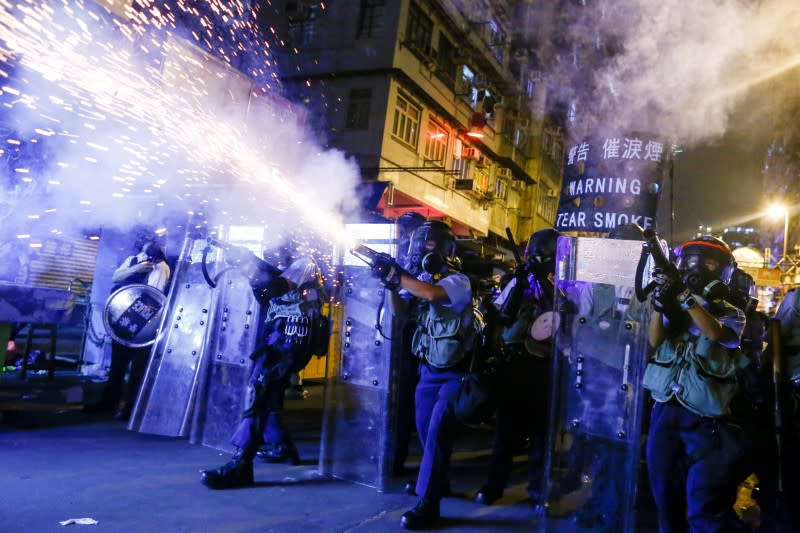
[686,305,735,343]
[399,274,449,303]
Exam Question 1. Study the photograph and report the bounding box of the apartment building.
[269,0,564,241]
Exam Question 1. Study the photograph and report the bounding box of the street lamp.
[767,203,789,259]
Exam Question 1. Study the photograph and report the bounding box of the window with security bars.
[406,3,433,55]
[494,179,508,201]
[391,95,421,149]
[423,120,448,163]
[356,0,384,38]
[288,5,319,47]
[345,89,372,130]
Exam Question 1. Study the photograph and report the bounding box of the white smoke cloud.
[545,0,800,146]
[0,0,360,250]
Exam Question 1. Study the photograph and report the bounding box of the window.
[406,3,433,56]
[392,95,421,149]
[436,35,457,86]
[345,89,372,130]
[494,178,508,201]
[356,0,384,38]
[423,120,448,163]
[287,4,319,48]
[488,19,506,63]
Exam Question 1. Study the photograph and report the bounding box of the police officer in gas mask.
[643,235,752,532]
[200,242,325,489]
[370,220,474,530]
[474,228,560,507]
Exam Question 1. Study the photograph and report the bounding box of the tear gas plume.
[535,0,800,146]
[0,0,359,251]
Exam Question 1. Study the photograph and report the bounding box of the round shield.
[103,284,167,348]
[530,311,560,340]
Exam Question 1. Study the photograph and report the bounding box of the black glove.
[650,269,686,313]
[514,262,530,284]
[371,253,403,291]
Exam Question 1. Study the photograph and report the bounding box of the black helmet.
[608,223,645,241]
[524,228,560,277]
[727,267,758,313]
[406,221,457,275]
[675,235,735,299]
[397,211,426,233]
[525,229,559,262]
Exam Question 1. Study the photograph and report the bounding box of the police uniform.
[201,255,322,489]
[477,272,553,504]
[230,256,320,461]
[406,269,473,504]
[643,299,750,533]
[88,245,170,419]
[758,289,800,531]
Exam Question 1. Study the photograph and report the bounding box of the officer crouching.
[643,235,752,532]
[370,221,474,530]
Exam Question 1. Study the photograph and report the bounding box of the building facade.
[269,0,564,241]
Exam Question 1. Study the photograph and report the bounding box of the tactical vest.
[642,330,750,417]
[499,282,552,358]
[411,273,475,368]
[263,282,320,351]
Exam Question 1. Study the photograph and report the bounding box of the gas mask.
[404,221,456,277]
[675,237,735,303]
[528,255,554,281]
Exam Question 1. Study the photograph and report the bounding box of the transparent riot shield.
[539,236,651,533]
[131,226,261,446]
[129,235,219,436]
[319,223,400,490]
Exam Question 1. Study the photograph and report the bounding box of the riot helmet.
[406,220,457,275]
[608,223,645,241]
[674,235,735,301]
[727,267,758,313]
[396,212,426,264]
[524,228,560,277]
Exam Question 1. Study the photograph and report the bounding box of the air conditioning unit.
[461,147,479,160]
[497,167,512,179]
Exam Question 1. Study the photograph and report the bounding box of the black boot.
[474,485,504,505]
[200,450,254,489]
[257,442,299,465]
[400,499,440,530]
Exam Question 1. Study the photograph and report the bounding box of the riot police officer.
[474,228,560,507]
[643,235,751,532]
[370,220,473,530]
[200,245,324,489]
[760,287,800,531]
[84,237,170,420]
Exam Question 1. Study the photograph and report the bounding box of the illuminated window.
[345,89,372,130]
[392,95,421,149]
[423,120,448,163]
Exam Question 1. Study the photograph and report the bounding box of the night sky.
[659,80,784,246]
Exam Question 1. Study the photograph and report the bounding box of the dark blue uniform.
[405,271,473,502]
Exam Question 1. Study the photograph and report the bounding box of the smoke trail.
[0,0,359,250]
[535,0,800,146]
